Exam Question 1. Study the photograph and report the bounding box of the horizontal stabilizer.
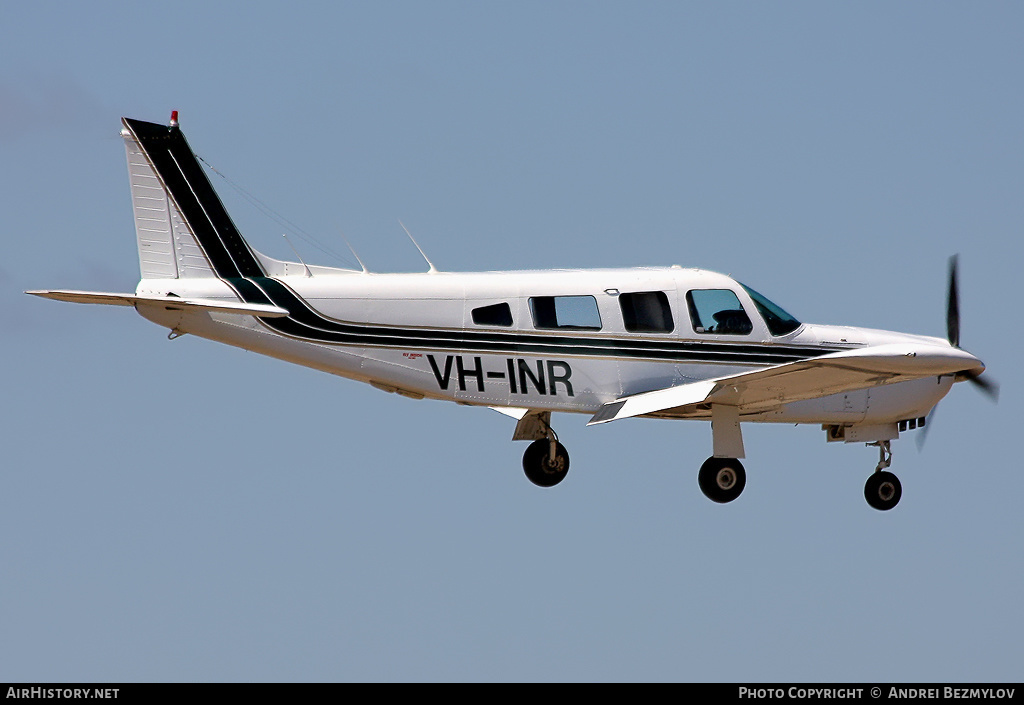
[588,343,983,425]
[26,290,289,318]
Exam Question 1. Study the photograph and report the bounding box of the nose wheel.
[864,441,901,511]
[865,471,902,511]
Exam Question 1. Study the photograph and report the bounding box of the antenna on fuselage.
[337,228,370,274]
[399,220,438,274]
[282,234,312,277]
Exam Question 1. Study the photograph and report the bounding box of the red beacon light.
[169,110,179,128]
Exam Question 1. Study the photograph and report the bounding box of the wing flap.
[589,381,718,425]
[27,290,289,318]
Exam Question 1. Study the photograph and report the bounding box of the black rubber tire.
[865,471,902,511]
[522,439,570,488]
[698,457,746,503]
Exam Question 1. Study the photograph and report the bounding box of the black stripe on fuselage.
[124,117,838,365]
[239,276,831,364]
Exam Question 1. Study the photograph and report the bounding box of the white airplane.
[29,113,997,510]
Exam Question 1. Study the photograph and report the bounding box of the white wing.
[589,343,982,424]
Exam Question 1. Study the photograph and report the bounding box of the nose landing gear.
[864,440,902,511]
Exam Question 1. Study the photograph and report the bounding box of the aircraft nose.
[958,349,986,377]
[898,342,986,377]
[935,342,985,377]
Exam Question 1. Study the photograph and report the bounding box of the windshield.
[740,283,801,336]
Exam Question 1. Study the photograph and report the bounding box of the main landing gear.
[697,457,746,503]
[518,412,569,487]
[864,440,902,511]
[522,437,570,487]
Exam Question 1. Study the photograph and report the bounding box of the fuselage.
[134,260,978,426]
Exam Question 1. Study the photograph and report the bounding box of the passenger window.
[530,295,602,330]
[686,289,753,335]
[471,302,513,327]
[619,291,674,333]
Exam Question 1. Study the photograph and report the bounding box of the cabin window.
[739,283,801,336]
[530,295,602,330]
[619,291,674,333]
[686,289,753,335]
[471,302,513,327]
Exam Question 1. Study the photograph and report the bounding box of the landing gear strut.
[864,440,902,511]
[521,423,570,488]
[698,457,746,503]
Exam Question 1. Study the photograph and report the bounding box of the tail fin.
[121,114,265,281]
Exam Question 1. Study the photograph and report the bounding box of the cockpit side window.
[740,284,802,336]
[471,302,513,327]
[619,291,674,333]
[686,289,753,335]
[529,295,602,330]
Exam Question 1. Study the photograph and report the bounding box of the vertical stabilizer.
[122,119,215,279]
[121,113,266,281]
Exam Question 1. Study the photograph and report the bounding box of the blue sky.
[3,2,1022,682]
